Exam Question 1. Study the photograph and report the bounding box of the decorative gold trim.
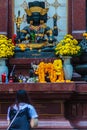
[16,42,48,49]
[20,30,27,33]
[54,26,57,29]
[25,7,49,16]
[29,24,46,31]
[27,42,47,49]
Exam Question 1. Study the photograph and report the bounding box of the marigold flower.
[55,34,82,56]
[0,35,15,58]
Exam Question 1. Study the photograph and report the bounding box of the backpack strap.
[7,109,20,130]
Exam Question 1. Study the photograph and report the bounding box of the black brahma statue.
[14,1,58,58]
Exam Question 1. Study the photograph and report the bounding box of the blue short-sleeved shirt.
[7,102,38,121]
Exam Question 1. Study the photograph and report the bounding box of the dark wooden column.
[68,0,86,39]
[0,0,13,38]
[8,0,14,38]
[0,0,8,35]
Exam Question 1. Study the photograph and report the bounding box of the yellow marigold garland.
[53,59,64,82]
[35,62,46,83]
[35,59,65,83]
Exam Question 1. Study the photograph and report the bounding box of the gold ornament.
[25,7,49,16]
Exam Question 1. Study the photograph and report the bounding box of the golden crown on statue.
[21,1,49,16]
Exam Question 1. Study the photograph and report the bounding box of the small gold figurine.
[14,10,24,29]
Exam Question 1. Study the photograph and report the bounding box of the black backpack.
[8,107,31,130]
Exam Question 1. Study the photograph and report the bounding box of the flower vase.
[62,56,73,80]
[0,58,8,82]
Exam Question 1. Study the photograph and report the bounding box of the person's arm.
[30,118,38,128]
[7,120,10,126]
[29,105,38,128]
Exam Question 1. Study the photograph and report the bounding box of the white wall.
[14,0,68,41]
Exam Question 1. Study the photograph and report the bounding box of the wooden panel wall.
[68,0,86,39]
[8,0,14,38]
[0,0,13,38]
[0,0,8,35]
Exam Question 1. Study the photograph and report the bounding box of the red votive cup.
[1,73,6,83]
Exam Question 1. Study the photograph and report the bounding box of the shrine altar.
[0,82,87,130]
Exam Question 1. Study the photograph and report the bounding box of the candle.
[1,73,6,83]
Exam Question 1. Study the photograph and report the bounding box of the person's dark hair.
[16,90,31,104]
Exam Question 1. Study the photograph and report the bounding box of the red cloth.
[12,34,17,45]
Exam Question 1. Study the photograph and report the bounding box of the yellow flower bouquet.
[0,35,15,58]
[55,34,82,57]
